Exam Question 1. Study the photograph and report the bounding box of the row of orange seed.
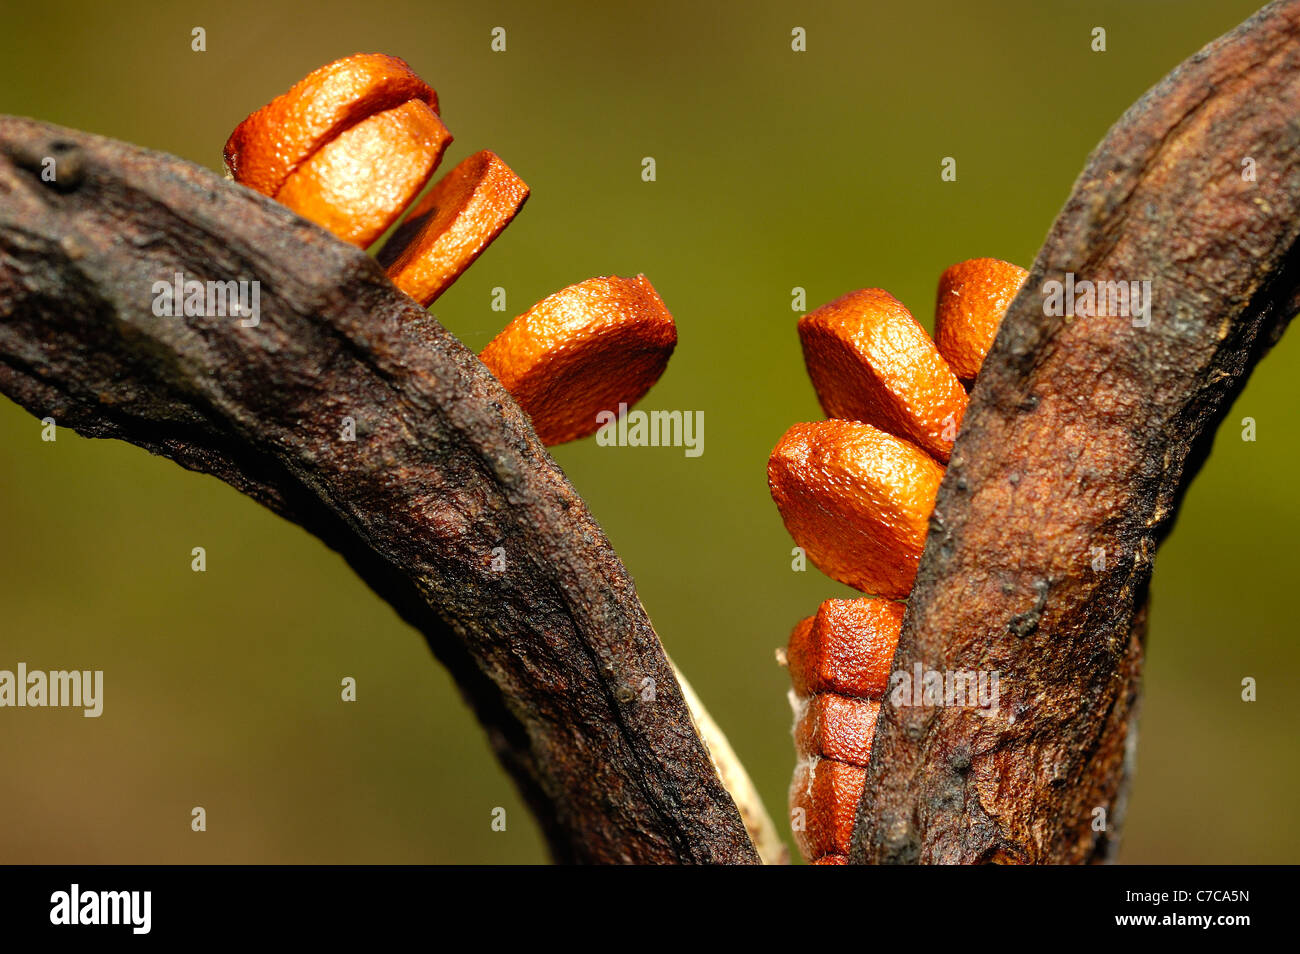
[769,259,1028,864]
[224,53,676,445]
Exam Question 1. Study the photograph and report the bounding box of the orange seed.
[789,757,867,860]
[787,598,904,699]
[799,288,968,462]
[767,420,945,599]
[380,150,530,305]
[794,693,881,767]
[934,257,1028,381]
[480,275,677,446]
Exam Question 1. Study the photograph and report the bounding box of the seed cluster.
[224,53,676,445]
[770,258,1027,864]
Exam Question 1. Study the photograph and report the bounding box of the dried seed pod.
[789,757,867,860]
[934,257,1028,381]
[767,420,944,598]
[224,53,439,197]
[380,150,529,305]
[480,275,677,446]
[794,692,881,766]
[274,99,451,248]
[787,598,904,699]
[799,288,968,462]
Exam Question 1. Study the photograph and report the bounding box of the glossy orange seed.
[480,275,677,446]
[224,53,439,197]
[812,855,848,865]
[274,99,451,248]
[787,598,905,700]
[799,288,968,463]
[794,692,881,767]
[790,757,867,860]
[380,150,530,305]
[934,257,1029,381]
[767,420,945,599]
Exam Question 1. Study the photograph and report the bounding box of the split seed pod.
[768,420,944,598]
[480,275,678,446]
[934,257,1028,381]
[380,150,530,305]
[799,288,968,462]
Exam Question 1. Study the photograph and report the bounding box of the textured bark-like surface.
[852,0,1300,864]
[0,116,758,864]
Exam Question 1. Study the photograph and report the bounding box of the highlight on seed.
[274,99,452,248]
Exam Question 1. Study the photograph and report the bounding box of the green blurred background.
[1,0,1295,864]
